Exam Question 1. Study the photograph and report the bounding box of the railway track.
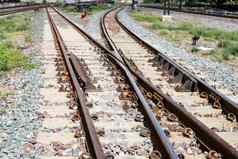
[1,3,237,158]
[45,7,181,159]
[140,4,238,19]
[0,3,49,16]
[0,3,39,10]
[101,7,238,159]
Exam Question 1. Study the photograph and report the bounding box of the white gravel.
[118,7,238,102]
[60,9,109,43]
[0,10,45,159]
[139,7,238,32]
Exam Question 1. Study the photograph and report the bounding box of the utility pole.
[132,0,135,10]
[167,0,170,15]
[179,0,182,10]
[163,0,166,15]
[163,0,170,15]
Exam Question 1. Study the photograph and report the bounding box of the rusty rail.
[46,8,105,159]
[0,3,38,10]
[0,4,49,16]
[52,7,179,159]
[100,8,180,159]
[101,7,238,159]
[115,7,238,120]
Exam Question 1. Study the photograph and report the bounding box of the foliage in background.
[130,11,238,61]
[88,4,109,14]
[172,0,238,6]
[131,11,162,22]
[144,0,155,4]
[61,4,109,14]
[61,5,78,12]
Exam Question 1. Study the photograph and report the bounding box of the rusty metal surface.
[52,7,179,159]
[0,3,39,10]
[46,8,105,159]
[115,7,238,120]
[101,7,238,159]
[0,4,49,16]
[47,6,238,158]
[101,11,178,158]
[69,54,95,91]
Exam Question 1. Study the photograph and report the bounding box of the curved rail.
[115,7,238,120]
[52,7,179,159]
[101,7,238,159]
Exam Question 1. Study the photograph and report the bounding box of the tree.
[208,0,238,6]
[209,0,227,6]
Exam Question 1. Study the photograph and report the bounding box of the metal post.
[132,0,135,10]
[163,0,166,15]
[167,0,170,15]
[179,0,182,10]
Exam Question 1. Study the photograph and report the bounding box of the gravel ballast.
[61,9,109,43]
[118,7,238,102]
[139,7,238,32]
[0,10,46,159]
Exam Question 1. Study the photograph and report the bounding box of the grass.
[191,47,199,53]
[0,14,34,73]
[88,4,109,15]
[130,11,238,61]
[0,42,35,72]
[0,14,31,34]
[62,5,78,13]
[131,11,162,23]
[0,89,14,98]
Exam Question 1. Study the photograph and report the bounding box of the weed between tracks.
[130,11,238,63]
[0,13,34,73]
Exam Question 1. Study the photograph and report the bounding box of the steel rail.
[46,8,105,159]
[104,10,198,92]
[140,4,238,19]
[0,4,49,16]
[52,7,179,159]
[101,7,238,159]
[0,3,39,10]
[100,9,178,159]
[115,7,238,120]
[114,7,238,158]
